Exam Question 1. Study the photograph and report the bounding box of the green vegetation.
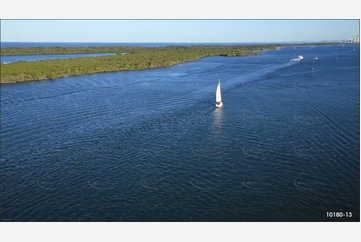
[1,46,139,56]
[0,43,343,84]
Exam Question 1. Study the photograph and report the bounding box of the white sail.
[216,79,222,103]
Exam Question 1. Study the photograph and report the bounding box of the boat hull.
[215,102,223,108]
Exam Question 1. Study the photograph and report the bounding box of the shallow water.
[1,44,359,221]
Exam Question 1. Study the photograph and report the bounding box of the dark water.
[1,53,116,64]
[1,44,359,222]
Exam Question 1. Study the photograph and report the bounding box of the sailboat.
[215,79,223,108]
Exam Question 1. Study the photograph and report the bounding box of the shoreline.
[0,57,206,85]
[1,43,354,84]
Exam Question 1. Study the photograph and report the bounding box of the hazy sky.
[1,20,359,42]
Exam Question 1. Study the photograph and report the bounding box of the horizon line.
[1,40,344,43]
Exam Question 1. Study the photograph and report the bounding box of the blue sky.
[1,20,359,42]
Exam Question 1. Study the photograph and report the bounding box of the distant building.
[347,35,360,43]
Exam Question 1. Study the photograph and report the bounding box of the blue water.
[0,53,116,64]
[0,44,359,222]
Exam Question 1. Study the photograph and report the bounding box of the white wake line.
[186,60,298,99]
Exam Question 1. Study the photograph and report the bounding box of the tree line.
[0,43,343,84]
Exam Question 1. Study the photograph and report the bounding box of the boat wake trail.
[197,60,297,96]
[290,58,302,62]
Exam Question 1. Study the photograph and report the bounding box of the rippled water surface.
[1,45,360,221]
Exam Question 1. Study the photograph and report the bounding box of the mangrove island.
[0,43,345,84]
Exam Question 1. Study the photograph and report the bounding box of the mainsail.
[216,79,222,103]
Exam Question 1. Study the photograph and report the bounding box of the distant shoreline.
[0,42,355,84]
[0,42,352,56]
[1,41,353,49]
